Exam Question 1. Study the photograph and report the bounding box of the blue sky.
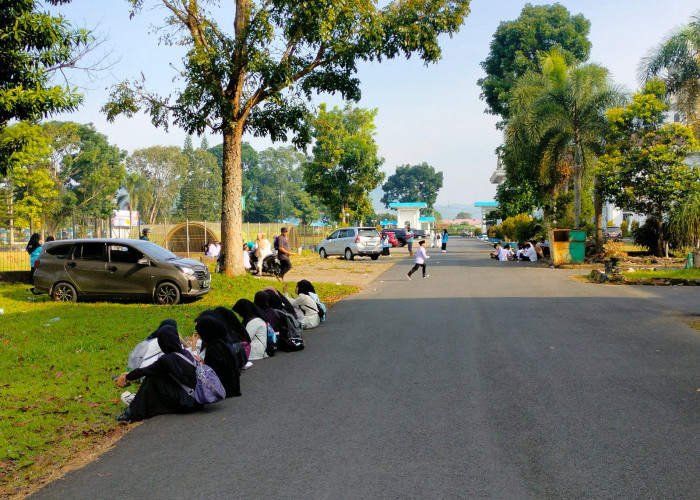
[47,0,699,207]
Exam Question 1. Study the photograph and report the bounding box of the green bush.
[620,220,629,236]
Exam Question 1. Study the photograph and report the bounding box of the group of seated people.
[112,279,326,422]
[491,240,547,262]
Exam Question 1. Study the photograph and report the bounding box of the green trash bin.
[568,230,586,263]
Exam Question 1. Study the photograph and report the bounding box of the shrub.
[603,240,627,258]
[620,220,629,236]
[501,213,536,241]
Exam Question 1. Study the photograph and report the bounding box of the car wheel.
[371,254,379,260]
[344,248,354,260]
[52,282,77,303]
[155,281,181,305]
[319,248,327,259]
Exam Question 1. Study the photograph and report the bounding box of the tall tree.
[597,79,700,256]
[0,0,93,174]
[507,50,621,231]
[177,137,221,221]
[0,122,58,235]
[50,123,126,231]
[304,104,384,224]
[477,3,591,123]
[639,11,700,135]
[380,162,443,209]
[104,0,472,275]
[126,146,186,224]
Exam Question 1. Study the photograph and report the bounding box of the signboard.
[112,210,139,228]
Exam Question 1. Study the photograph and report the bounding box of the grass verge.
[620,268,700,279]
[0,273,356,498]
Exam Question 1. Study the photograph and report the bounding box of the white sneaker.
[442,250,446,253]
[423,275,430,279]
[406,274,411,280]
[242,361,253,370]
[120,391,135,406]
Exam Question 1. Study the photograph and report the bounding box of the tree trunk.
[656,212,664,257]
[573,107,582,228]
[593,175,603,254]
[219,123,244,276]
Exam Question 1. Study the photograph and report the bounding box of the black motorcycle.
[249,251,282,277]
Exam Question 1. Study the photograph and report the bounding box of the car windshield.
[139,242,181,261]
[606,227,621,233]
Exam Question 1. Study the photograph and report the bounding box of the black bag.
[226,341,248,369]
[275,309,305,351]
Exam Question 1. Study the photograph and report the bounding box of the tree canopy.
[639,11,700,135]
[477,3,591,123]
[304,103,384,224]
[380,162,443,209]
[597,79,700,256]
[0,0,93,174]
[104,0,472,275]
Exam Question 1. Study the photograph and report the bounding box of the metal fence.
[0,220,334,272]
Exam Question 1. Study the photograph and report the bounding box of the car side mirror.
[137,257,150,266]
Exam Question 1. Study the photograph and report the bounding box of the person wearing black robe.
[193,314,242,398]
[114,325,200,422]
[254,290,282,333]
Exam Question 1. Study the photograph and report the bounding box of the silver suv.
[318,227,382,260]
[33,238,211,304]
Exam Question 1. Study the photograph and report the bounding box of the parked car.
[383,228,407,246]
[33,239,211,304]
[382,231,399,247]
[603,226,623,241]
[318,227,382,260]
[411,229,428,241]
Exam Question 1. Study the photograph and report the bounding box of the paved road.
[32,238,699,499]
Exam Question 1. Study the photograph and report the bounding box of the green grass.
[621,268,700,279]
[0,273,355,495]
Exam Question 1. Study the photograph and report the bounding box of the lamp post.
[345,212,350,225]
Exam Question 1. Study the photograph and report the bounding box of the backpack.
[127,338,162,371]
[173,352,226,404]
[309,292,326,323]
[273,236,279,251]
[276,308,305,352]
[265,323,278,357]
[226,341,248,369]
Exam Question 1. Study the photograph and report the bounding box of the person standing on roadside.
[276,227,293,281]
[140,228,151,241]
[406,240,429,279]
[405,225,415,257]
[441,229,449,252]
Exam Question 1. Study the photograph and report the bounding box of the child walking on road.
[407,240,430,280]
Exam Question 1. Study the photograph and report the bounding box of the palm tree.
[639,11,700,135]
[508,50,622,237]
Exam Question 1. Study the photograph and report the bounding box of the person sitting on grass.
[232,298,270,361]
[191,314,241,398]
[283,280,320,329]
[114,325,200,422]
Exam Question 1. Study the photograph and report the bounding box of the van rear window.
[358,229,379,237]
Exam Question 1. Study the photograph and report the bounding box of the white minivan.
[318,227,382,260]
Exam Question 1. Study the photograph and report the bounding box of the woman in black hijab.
[254,290,282,333]
[263,286,298,318]
[114,325,200,422]
[193,314,241,398]
[232,298,270,361]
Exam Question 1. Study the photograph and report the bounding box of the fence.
[0,220,335,272]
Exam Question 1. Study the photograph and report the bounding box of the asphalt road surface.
[32,238,700,499]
